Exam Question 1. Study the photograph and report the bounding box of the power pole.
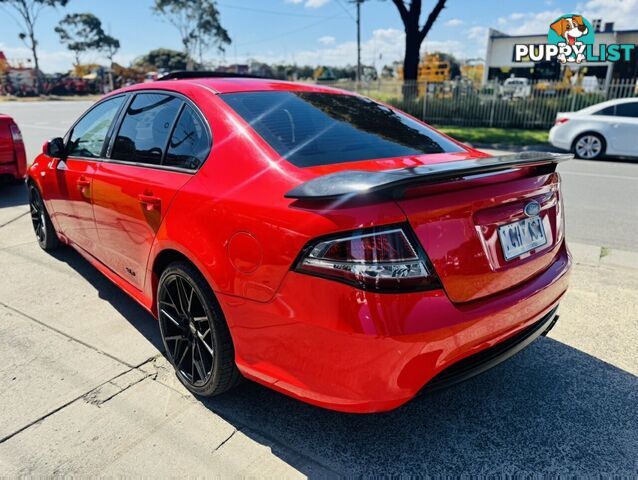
[356,0,362,84]
[345,0,364,83]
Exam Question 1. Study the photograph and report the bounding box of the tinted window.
[594,105,615,116]
[165,105,210,169]
[222,91,464,167]
[615,102,638,118]
[67,96,124,158]
[111,93,181,165]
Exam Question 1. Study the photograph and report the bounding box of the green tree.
[389,0,447,98]
[0,0,70,93]
[152,0,230,70]
[54,13,105,67]
[135,48,194,72]
[99,33,120,91]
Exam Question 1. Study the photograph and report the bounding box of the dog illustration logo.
[548,14,595,64]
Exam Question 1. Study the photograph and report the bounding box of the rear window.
[221,91,464,167]
[594,105,615,116]
[615,102,638,118]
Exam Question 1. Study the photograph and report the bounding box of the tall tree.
[135,48,194,72]
[0,0,69,93]
[54,13,105,68]
[99,33,120,91]
[152,0,230,70]
[390,0,447,98]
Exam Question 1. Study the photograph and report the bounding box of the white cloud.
[285,0,330,8]
[578,0,638,29]
[236,28,472,68]
[496,1,638,36]
[445,18,464,27]
[305,0,330,7]
[318,35,336,45]
[468,26,487,41]
[496,9,562,35]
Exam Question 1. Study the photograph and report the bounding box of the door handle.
[76,176,90,192]
[138,193,161,211]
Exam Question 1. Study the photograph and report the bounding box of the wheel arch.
[571,130,607,152]
[148,246,221,317]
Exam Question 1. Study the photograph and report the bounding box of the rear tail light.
[554,117,569,125]
[294,225,441,292]
[9,124,23,143]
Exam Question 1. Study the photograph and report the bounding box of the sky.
[0,0,636,73]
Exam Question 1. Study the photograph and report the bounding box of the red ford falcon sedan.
[0,113,27,183]
[27,73,571,413]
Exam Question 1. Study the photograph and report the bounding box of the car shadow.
[201,337,638,476]
[49,247,164,353]
[0,182,28,210]
[48,247,638,475]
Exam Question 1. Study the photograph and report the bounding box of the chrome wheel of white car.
[574,134,604,159]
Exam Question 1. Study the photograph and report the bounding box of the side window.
[67,96,124,158]
[164,105,210,170]
[594,105,615,116]
[615,102,638,118]
[111,93,181,165]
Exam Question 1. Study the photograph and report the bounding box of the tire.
[28,184,60,251]
[572,132,606,160]
[157,261,241,397]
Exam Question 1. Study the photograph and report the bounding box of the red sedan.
[0,113,27,182]
[27,73,572,413]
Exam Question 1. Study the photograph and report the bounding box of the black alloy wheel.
[29,184,59,251]
[157,262,241,396]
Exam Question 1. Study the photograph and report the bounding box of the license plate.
[498,216,547,261]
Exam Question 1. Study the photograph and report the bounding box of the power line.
[217,3,347,19]
[334,0,356,21]
[235,12,348,47]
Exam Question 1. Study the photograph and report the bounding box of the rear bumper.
[219,242,571,413]
[0,145,27,180]
[420,306,558,394]
[0,162,22,180]
[548,126,571,151]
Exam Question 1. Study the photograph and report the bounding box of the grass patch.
[434,125,549,146]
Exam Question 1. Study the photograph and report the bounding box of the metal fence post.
[421,81,427,121]
[489,82,497,128]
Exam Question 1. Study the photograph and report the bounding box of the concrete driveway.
[0,181,636,476]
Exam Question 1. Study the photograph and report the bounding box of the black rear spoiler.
[285,152,572,200]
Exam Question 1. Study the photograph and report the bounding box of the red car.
[27,73,572,413]
[0,114,27,182]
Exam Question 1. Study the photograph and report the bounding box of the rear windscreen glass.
[221,91,464,167]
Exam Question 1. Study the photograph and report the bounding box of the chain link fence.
[317,78,638,129]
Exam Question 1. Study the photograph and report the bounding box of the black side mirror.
[44,137,66,158]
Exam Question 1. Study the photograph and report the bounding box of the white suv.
[549,97,638,159]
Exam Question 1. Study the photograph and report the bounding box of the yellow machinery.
[398,53,451,83]
[418,53,450,83]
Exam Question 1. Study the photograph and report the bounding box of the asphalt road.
[2,99,637,250]
[0,100,637,475]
